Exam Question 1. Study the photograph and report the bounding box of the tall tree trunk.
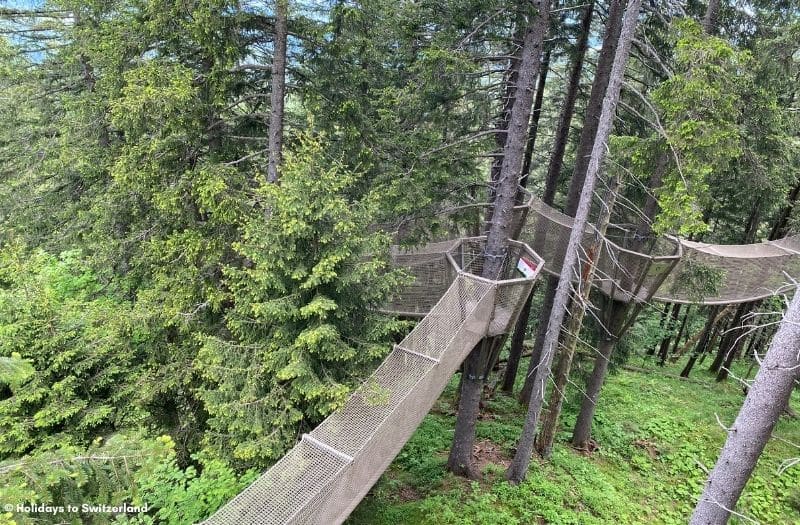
[520,47,552,190]
[267,0,288,183]
[537,174,622,458]
[563,0,627,217]
[502,44,553,394]
[649,302,671,355]
[489,20,526,196]
[702,0,721,34]
[698,320,725,367]
[540,0,595,205]
[448,0,551,479]
[709,302,749,374]
[506,0,642,483]
[637,152,669,240]
[657,303,682,365]
[669,305,692,357]
[517,0,628,402]
[502,291,534,393]
[690,291,800,524]
[742,199,761,244]
[518,275,557,402]
[716,303,754,382]
[571,299,628,449]
[568,152,668,448]
[676,305,728,371]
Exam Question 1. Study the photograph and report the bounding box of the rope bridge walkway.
[203,195,800,524]
[202,239,544,524]
[386,196,800,315]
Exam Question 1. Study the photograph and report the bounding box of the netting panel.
[312,276,497,524]
[655,239,800,304]
[310,348,435,457]
[383,198,800,314]
[384,246,455,316]
[202,274,503,525]
[518,199,681,304]
[518,199,800,305]
[202,439,351,525]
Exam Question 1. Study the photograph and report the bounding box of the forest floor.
[346,356,800,525]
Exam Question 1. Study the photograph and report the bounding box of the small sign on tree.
[516,256,539,279]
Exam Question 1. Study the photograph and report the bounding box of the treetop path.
[202,194,800,525]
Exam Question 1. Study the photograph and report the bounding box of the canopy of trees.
[0,1,798,524]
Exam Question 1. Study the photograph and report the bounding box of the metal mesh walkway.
[520,197,800,305]
[203,195,800,524]
[202,239,543,525]
[384,197,800,316]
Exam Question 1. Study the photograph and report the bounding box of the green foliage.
[348,368,800,525]
[394,416,453,491]
[115,447,258,525]
[0,433,173,525]
[196,133,409,466]
[0,355,34,387]
[649,20,749,235]
[302,0,502,228]
[0,433,257,525]
[0,244,146,455]
[668,258,725,302]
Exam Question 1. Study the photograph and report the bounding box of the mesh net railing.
[517,198,683,304]
[203,239,542,525]
[653,237,800,304]
[512,197,799,306]
[382,239,460,317]
[204,193,800,525]
[378,194,800,310]
[383,196,800,312]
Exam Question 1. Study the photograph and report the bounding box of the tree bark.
[636,152,669,241]
[698,320,725,368]
[690,291,800,524]
[702,0,721,35]
[506,0,642,483]
[568,139,666,449]
[502,290,534,393]
[520,47,552,190]
[709,302,749,374]
[502,44,553,393]
[448,338,492,478]
[540,0,595,206]
[267,0,288,183]
[537,174,622,458]
[657,303,682,365]
[675,305,729,368]
[448,0,551,479]
[669,305,692,357]
[489,20,526,194]
[649,302,671,355]
[563,0,627,217]
[518,275,556,403]
[571,299,628,449]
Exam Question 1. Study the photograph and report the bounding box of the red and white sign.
[516,256,538,279]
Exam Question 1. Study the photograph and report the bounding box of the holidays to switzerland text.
[5,502,149,515]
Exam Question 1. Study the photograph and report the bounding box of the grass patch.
[347,365,800,524]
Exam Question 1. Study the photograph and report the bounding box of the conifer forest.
[1,0,800,524]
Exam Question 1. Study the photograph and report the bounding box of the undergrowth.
[347,363,800,524]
